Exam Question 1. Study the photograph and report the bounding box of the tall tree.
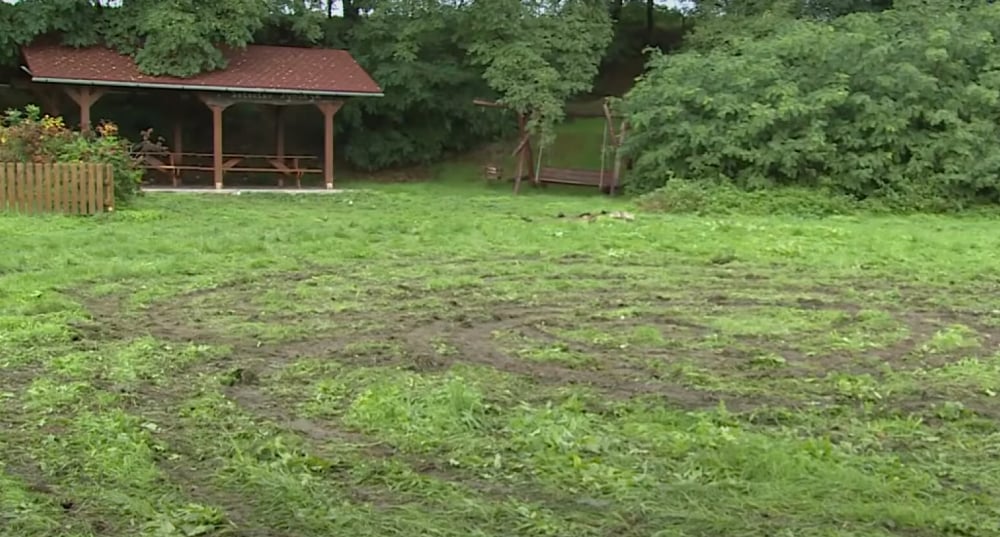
[466,0,613,145]
[691,0,892,17]
[0,0,320,76]
[105,0,272,76]
[0,0,613,171]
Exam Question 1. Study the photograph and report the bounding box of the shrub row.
[622,1,1000,211]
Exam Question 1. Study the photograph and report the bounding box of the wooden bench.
[536,167,619,194]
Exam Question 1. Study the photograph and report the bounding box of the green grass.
[2,183,1000,537]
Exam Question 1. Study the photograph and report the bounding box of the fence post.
[105,164,115,211]
[0,163,10,211]
[15,163,25,213]
[70,164,80,214]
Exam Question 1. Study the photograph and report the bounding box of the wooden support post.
[611,120,628,196]
[274,106,286,187]
[275,106,286,159]
[198,94,233,190]
[172,121,183,187]
[473,100,539,194]
[210,105,225,190]
[315,101,343,190]
[513,113,530,195]
[512,135,532,195]
[173,121,183,159]
[520,113,538,188]
[63,86,106,132]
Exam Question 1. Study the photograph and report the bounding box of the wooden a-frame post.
[198,94,233,190]
[473,99,535,195]
[63,86,106,132]
[273,106,287,187]
[315,101,343,190]
[275,106,286,161]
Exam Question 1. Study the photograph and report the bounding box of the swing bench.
[474,98,628,195]
[536,167,612,187]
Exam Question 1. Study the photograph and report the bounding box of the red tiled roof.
[21,43,382,96]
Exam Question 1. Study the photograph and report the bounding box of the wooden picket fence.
[0,162,114,215]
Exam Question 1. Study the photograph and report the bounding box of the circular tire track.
[71,259,1000,413]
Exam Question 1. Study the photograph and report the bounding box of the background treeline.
[6,1,1000,209]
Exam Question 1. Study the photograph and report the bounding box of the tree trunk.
[343,0,360,20]
[610,0,624,21]
[646,0,654,36]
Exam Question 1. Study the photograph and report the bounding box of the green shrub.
[0,105,142,204]
[622,0,1000,211]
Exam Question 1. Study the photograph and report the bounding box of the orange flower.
[97,122,119,137]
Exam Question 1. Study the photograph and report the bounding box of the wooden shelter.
[20,44,383,189]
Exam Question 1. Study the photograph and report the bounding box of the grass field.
[2,184,999,537]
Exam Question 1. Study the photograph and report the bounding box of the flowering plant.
[1,105,142,203]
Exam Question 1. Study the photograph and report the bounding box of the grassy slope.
[1,181,999,537]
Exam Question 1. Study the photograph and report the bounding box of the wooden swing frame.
[473,97,628,195]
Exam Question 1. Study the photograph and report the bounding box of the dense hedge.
[622,1,1000,210]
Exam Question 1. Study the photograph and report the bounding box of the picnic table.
[140,150,322,188]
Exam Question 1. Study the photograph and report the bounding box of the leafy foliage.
[1,0,288,77]
[683,0,893,51]
[689,0,892,18]
[466,0,613,145]
[0,105,143,203]
[623,0,1000,210]
[0,0,100,65]
[335,0,506,170]
[0,0,518,170]
[0,0,622,173]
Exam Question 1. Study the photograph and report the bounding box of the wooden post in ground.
[513,113,527,195]
[173,121,183,160]
[198,94,233,190]
[611,120,628,196]
[315,101,343,190]
[275,106,286,187]
[172,120,183,187]
[275,106,286,159]
[511,134,532,195]
[63,86,106,132]
[210,104,225,189]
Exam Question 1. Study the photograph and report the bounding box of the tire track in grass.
[222,381,593,511]
[0,466,97,537]
[64,297,615,535]
[78,285,760,409]
[66,300,660,534]
[139,378,606,537]
[75,271,1000,428]
[2,337,242,537]
[63,272,1000,537]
